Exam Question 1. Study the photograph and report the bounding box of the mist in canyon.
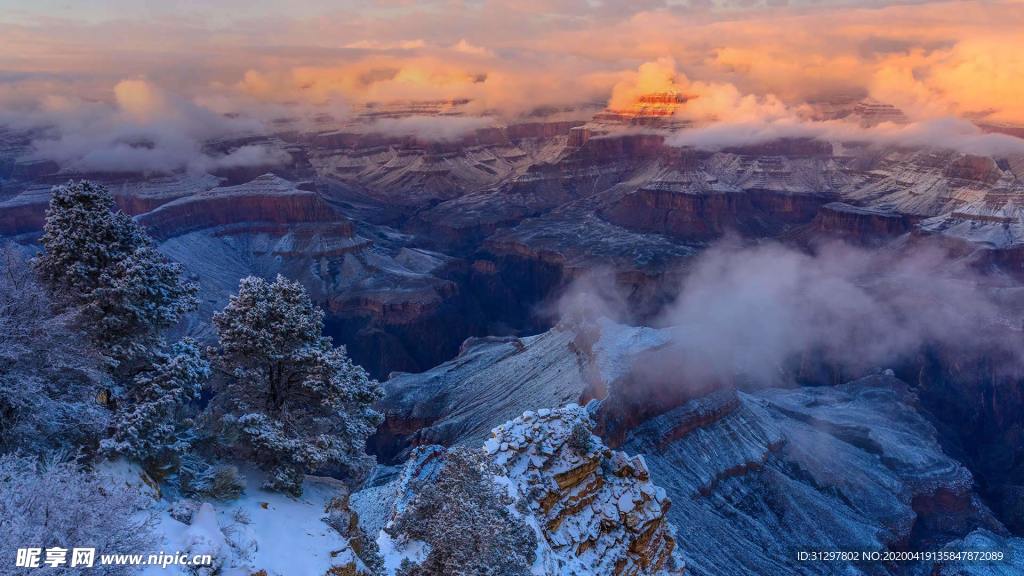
[557,238,1024,392]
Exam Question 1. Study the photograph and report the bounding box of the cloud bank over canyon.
[1,0,1023,170]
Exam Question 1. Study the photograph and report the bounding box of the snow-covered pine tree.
[35,181,144,299]
[207,275,384,495]
[0,245,108,453]
[34,180,197,363]
[388,447,537,576]
[101,339,210,474]
[89,246,198,362]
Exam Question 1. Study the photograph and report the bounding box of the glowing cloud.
[0,0,1021,165]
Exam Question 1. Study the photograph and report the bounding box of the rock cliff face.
[302,116,578,208]
[944,155,1004,185]
[137,174,349,241]
[146,179,476,377]
[625,376,1007,576]
[808,202,912,243]
[601,187,828,241]
[892,348,1024,534]
[0,173,217,237]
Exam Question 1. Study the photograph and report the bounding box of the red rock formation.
[601,189,749,241]
[602,188,828,241]
[576,134,668,162]
[568,126,592,148]
[944,155,1003,185]
[506,120,584,140]
[0,188,192,237]
[810,202,910,242]
[137,176,351,240]
[0,198,46,236]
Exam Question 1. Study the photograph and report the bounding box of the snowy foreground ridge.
[144,405,683,575]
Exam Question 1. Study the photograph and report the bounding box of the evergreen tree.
[90,246,198,361]
[101,339,210,474]
[35,181,144,300]
[208,275,383,495]
[0,245,108,453]
[34,180,196,362]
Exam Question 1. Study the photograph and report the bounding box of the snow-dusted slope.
[145,471,363,576]
[378,320,1024,576]
[376,319,669,458]
[625,376,997,576]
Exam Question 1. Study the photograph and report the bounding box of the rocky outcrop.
[624,374,1012,576]
[303,115,579,209]
[486,406,684,575]
[574,134,670,162]
[915,203,1024,277]
[366,406,686,576]
[0,174,213,237]
[605,92,690,119]
[944,154,1003,185]
[482,208,694,320]
[850,100,908,127]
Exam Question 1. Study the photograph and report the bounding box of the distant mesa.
[595,91,691,127]
[569,91,693,147]
[605,91,691,118]
[850,99,908,127]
